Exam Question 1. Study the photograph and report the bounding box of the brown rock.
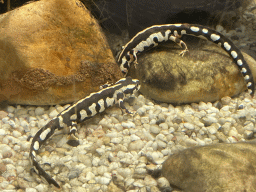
[128,42,256,104]
[161,142,256,192]
[0,0,122,105]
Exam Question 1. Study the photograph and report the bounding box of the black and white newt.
[29,77,140,188]
[117,23,255,96]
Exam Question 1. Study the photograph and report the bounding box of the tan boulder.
[128,43,256,104]
[161,142,256,192]
[0,0,122,105]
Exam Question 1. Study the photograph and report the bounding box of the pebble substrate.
[0,91,256,192]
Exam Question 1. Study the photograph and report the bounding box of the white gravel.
[0,92,256,191]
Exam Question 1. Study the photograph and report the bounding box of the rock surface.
[129,42,256,104]
[161,142,256,192]
[0,0,122,105]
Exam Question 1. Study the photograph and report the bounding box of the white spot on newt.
[98,99,105,112]
[202,28,208,33]
[106,97,115,107]
[33,141,39,151]
[190,26,199,32]
[231,51,237,59]
[89,103,97,116]
[210,34,220,41]
[237,59,243,66]
[224,42,231,51]
[40,128,51,141]
[80,110,88,120]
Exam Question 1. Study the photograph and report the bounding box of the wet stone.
[128,43,256,104]
[161,142,256,192]
[0,0,121,105]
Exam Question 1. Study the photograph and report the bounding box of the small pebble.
[183,123,195,130]
[95,176,111,185]
[35,107,45,116]
[25,188,37,192]
[49,109,59,118]
[7,106,16,113]
[185,138,198,147]
[121,121,135,128]
[207,125,217,135]
[130,134,140,141]
[0,111,8,119]
[221,96,232,105]
[159,123,168,130]
[12,131,21,138]
[0,129,5,136]
[150,125,160,134]
[137,107,146,116]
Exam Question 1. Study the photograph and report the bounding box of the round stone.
[150,125,160,134]
[128,140,144,151]
[161,142,256,192]
[128,43,256,104]
[183,123,195,130]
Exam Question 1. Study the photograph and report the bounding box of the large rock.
[161,142,256,192]
[0,0,122,105]
[128,42,256,104]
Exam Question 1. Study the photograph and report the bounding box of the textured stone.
[129,43,256,104]
[0,0,122,105]
[161,142,256,192]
